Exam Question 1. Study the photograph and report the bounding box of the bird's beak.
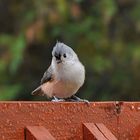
[54,53,62,64]
[56,60,62,64]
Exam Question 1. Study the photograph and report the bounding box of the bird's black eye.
[63,53,66,58]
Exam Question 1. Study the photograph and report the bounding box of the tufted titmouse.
[32,42,87,102]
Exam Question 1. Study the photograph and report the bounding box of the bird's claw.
[51,95,89,104]
[51,96,65,102]
[66,95,89,104]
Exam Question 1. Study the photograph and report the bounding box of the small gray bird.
[32,42,87,102]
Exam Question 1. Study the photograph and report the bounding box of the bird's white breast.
[56,61,85,87]
[52,61,85,98]
[42,60,85,98]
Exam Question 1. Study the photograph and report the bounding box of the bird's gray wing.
[31,66,53,96]
[41,66,53,84]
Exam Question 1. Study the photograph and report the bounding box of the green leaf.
[0,85,21,100]
[0,35,14,46]
[93,55,112,73]
[99,0,117,24]
[9,34,26,74]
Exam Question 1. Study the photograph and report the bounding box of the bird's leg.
[66,95,89,103]
[51,96,65,102]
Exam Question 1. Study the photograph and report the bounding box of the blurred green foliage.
[0,0,140,101]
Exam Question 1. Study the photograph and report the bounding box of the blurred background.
[0,0,140,101]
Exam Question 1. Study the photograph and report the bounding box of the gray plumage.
[32,66,53,95]
[41,66,53,84]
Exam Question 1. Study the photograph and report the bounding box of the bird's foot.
[66,95,89,104]
[51,96,65,102]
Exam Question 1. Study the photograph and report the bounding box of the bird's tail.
[31,86,44,96]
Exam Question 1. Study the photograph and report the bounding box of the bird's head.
[52,42,78,64]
